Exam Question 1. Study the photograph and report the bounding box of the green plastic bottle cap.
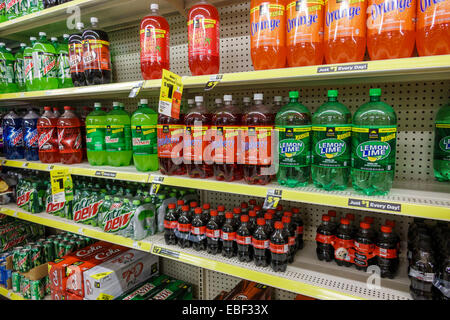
[104,196,110,200]
[133,200,140,205]
[370,88,381,96]
[113,197,120,201]
[289,91,299,98]
[328,90,338,97]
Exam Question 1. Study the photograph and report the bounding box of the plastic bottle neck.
[151,8,160,15]
[254,99,263,106]
[370,96,380,102]
[328,97,337,102]
[289,97,298,103]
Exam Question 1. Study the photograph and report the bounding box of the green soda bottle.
[27,0,44,14]
[351,88,397,196]
[312,90,352,191]
[275,91,312,187]
[0,43,18,93]
[131,98,158,172]
[24,37,37,91]
[53,34,73,88]
[32,32,58,90]
[0,2,6,22]
[86,102,107,166]
[5,0,20,20]
[105,101,132,166]
[433,103,450,181]
[14,43,26,92]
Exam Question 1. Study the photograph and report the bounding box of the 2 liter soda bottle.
[37,106,59,163]
[32,32,58,90]
[86,102,107,166]
[57,106,83,164]
[23,109,39,161]
[105,102,132,166]
[69,22,86,87]
[433,103,450,182]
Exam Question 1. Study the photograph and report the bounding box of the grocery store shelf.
[0,55,449,102]
[0,286,25,300]
[2,157,450,220]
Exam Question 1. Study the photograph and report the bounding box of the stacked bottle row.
[0,1,72,22]
[164,199,304,272]
[316,210,400,278]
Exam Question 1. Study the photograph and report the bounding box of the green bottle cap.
[105,196,110,200]
[369,88,381,96]
[328,90,338,97]
[113,197,120,201]
[289,91,299,99]
[133,200,140,205]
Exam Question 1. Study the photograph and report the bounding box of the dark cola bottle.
[409,239,437,300]
[232,207,241,229]
[376,225,399,278]
[236,215,253,263]
[282,216,296,263]
[217,204,225,226]
[189,201,198,220]
[191,207,207,251]
[252,218,270,267]
[316,215,335,262]
[221,212,237,258]
[43,0,58,8]
[249,199,257,210]
[334,218,354,267]
[354,222,376,271]
[248,210,257,234]
[175,199,184,220]
[82,17,112,85]
[240,202,249,215]
[201,203,211,224]
[164,203,178,245]
[206,209,222,255]
[264,212,274,237]
[270,221,289,272]
[385,219,401,254]
[177,205,192,248]
[292,208,304,250]
[69,22,86,87]
[254,204,263,218]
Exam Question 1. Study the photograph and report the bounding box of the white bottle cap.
[39,32,46,37]
[76,22,85,29]
[223,95,232,102]
[63,34,69,39]
[94,102,102,108]
[6,48,11,51]
[140,99,148,105]
[215,98,222,104]
[91,17,98,24]
[188,99,194,104]
[195,96,203,103]
[243,97,251,103]
[113,101,120,107]
[150,3,159,10]
[20,43,26,47]
[30,37,37,41]
[51,37,58,42]
[0,42,5,46]
[254,93,263,100]
[274,96,282,102]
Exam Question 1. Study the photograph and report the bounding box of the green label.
[276,125,311,167]
[57,52,70,80]
[86,125,106,151]
[0,59,15,84]
[132,125,157,155]
[105,124,132,151]
[352,126,397,172]
[33,52,57,79]
[435,123,450,162]
[24,56,33,82]
[312,125,351,168]
[14,58,25,86]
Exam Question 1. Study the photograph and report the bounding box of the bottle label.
[242,126,273,165]
[409,267,435,282]
[435,123,450,162]
[57,52,71,80]
[105,124,132,152]
[367,0,415,34]
[187,18,219,57]
[333,238,355,262]
[14,58,25,87]
[0,59,15,84]
[353,242,376,267]
[211,125,240,164]
[288,236,296,246]
[352,126,397,172]
[58,126,82,154]
[86,125,106,151]
[250,3,286,48]
[375,246,397,259]
[286,0,324,45]
[206,228,221,239]
[312,125,351,168]
[191,225,206,235]
[33,51,57,79]
[417,0,450,29]
[140,26,169,64]
[24,55,34,82]
[183,125,211,162]
[221,231,236,241]
[324,0,366,41]
[82,39,111,71]
[132,125,157,155]
[252,238,269,249]
[269,242,289,254]
[276,125,311,167]
[177,223,191,233]
[24,126,38,149]
[315,233,334,244]
[297,225,304,235]
[69,43,84,73]
[38,126,58,152]
[4,126,23,147]
[236,234,252,245]
[157,124,184,159]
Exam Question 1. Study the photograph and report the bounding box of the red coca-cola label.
[140,26,169,64]
[288,236,296,246]
[269,242,288,254]
[221,231,236,241]
[315,233,334,244]
[164,220,178,230]
[206,228,220,239]
[82,39,111,71]
[157,124,184,159]
[69,43,84,73]
[236,234,252,245]
[333,238,355,262]
[375,246,398,259]
[38,126,58,152]
[191,225,206,235]
[354,242,375,254]
[178,223,191,233]
[58,126,82,154]
[296,226,303,235]
[188,18,219,58]
[252,238,269,249]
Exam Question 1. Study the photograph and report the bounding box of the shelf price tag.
[263,189,283,210]
[129,81,144,98]
[149,176,164,196]
[204,74,223,91]
[50,168,72,204]
[158,69,183,120]
[152,245,180,259]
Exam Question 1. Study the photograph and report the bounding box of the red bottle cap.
[203,203,210,210]
[177,200,184,206]
[340,218,350,225]
[249,199,257,206]
[346,213,355,221]
[63,106,72,110]
[381,225,392,233]
[274,221,283,229]
[44,106,51,111]
[182,205,189,211]
[225,212,233,219]
[267,209,276,214]
[217,205,225,211]
[292,208,300,214]
[249,210,256,217]
[210,210,218,216]
[385,220,395,227]
[241,215,249,222]
[282,216,291,224]
[254,205,262,211]
[264,213,273,220]
[257,218,265,226]
[276,205,283,211]
[328,210,337,217]
[190,201,198,208]
[168,203,176,209]
[322,215,330,222]
[284,211,292,217]
[194,207,202,214]
[241,202,248,209]
[360,222,370,229]
[233,207,241,214]
[364,217,375,224]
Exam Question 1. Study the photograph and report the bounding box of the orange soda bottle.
[416,0,450,56]
[367,0,416,60]
[286,0,324,67]
[250,0,287,70]
[324,0,367,64]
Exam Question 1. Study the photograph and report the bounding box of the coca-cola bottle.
[254,204,263,218]
[252,218,270,267]
[282,216,296,263]
[248,199,257,210]
[175,199,184,219]
[201,203,210,224]
[221,212,237,258]
[264,212,274,237]
[291,208,304,250]
[345,213,357,237]
[328,209,338,232]
[275,205,283,220]
[240,202,249,215]
[270,221,289,272]
[217,204,225,226]
[189,201,198,220]
[354,222,376,271]
[248,210,257,234]
[206,209,222,255]
[334,218,354,267]
[385,219,401,254]
[191,207,207,251]
[177,205,192,248]
[376,225,399,278]
[232,207,241,229]
[164,203,178,245]
[316,215,335,262]
[236,215,253,262]
[409,239,437,300]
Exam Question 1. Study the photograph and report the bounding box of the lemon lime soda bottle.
[351,88,397,196]
[105,102,132,166]
[433,103,450,181]
[312,90,352,191]
[86,102,107,166]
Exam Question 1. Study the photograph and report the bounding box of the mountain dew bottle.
[86,102,107,166]
[24,37,37,91]
[275,91,312,187]
[131,98,158,172]
[0,43,18,93]
[32,32,58,90]
[14,43,26,92]
[434,103,450,182]
[312,90,352,190]
[351,89,397,196]
[53,34,72,88]
[105,102,132,166]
